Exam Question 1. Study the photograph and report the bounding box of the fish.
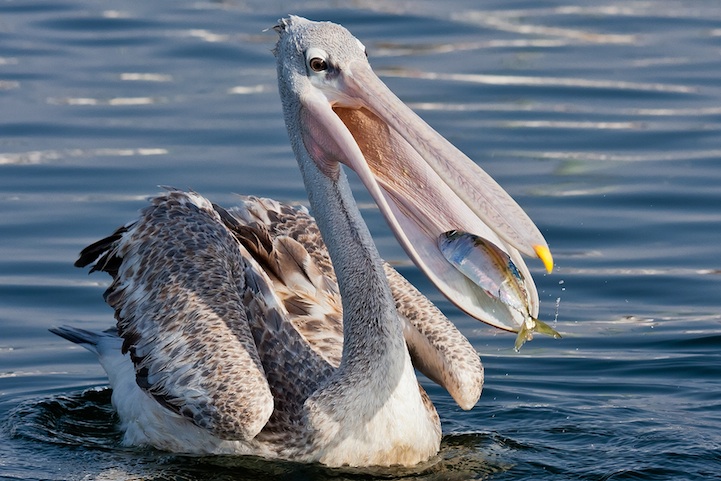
[438,230,561,351]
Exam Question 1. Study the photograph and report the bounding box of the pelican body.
[52,16,553,468]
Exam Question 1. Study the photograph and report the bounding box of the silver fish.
[438,230,561,350]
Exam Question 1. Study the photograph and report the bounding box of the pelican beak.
[298,58,552,333]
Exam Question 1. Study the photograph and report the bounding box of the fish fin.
[514,318,562,352]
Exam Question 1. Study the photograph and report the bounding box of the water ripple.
[455,11,637,45]
[0,148,167,165]
[380,69,698,94]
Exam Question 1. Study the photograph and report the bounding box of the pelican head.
[274,16,552,334]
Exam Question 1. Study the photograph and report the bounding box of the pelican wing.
[223,195,483,409]
[77,190,274,441]
[77,187,483,439]
[384,265,483,411]
[220,197,344,367]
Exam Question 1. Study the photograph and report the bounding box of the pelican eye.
[305,48,329,74]
[309,57,327,72]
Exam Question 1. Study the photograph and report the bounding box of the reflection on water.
[382,68,696,93]
[7,388,121,449]
[6,388,508,480]
[1,0,721,479]
[0,148,168,166]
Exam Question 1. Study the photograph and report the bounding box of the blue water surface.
[1,1,721,479]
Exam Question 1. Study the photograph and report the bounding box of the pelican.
[52,16,554,467]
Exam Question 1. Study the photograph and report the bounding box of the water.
[2,0,721,479]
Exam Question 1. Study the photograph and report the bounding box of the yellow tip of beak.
[534,244,554,274]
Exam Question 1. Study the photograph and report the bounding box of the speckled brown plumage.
[226,195,483,408]
[80,191,275,441]
[76,189,482,447]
